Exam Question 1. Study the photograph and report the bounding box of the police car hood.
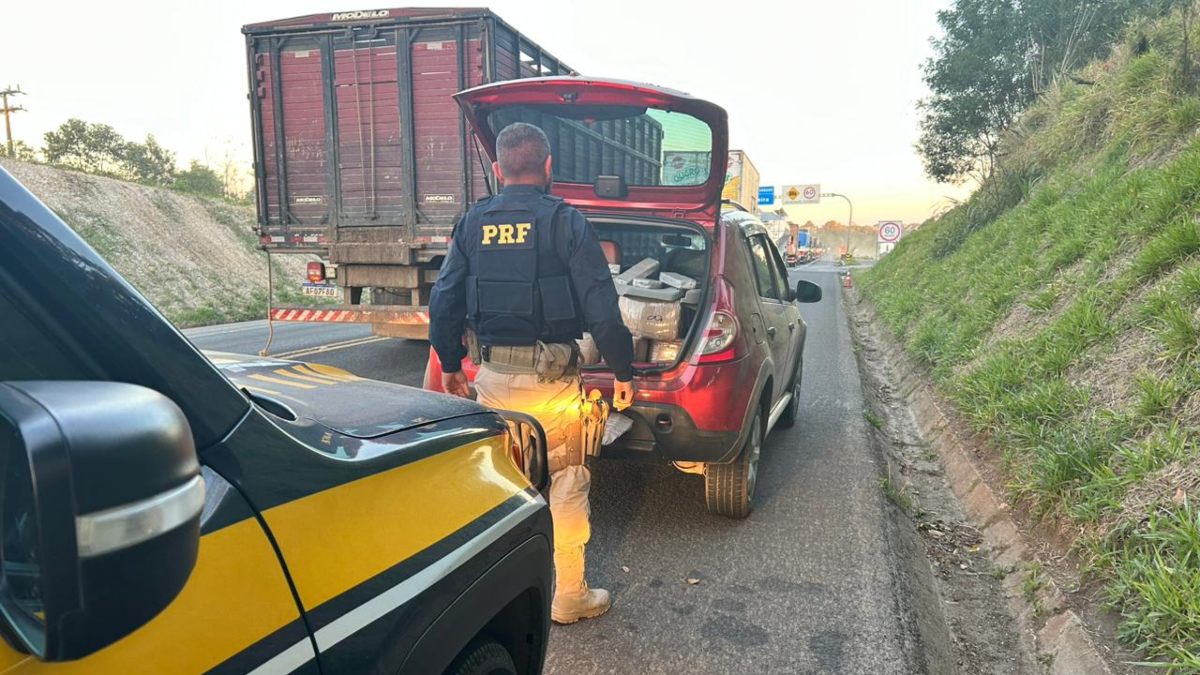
[206,351,486,439]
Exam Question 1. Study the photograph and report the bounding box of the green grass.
[861,11,1200,666]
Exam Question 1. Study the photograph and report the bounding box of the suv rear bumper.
[605,401,744,464]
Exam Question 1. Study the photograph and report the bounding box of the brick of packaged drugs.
[649,339,682,362]
[620,296,682,341]
[633,337,651,362]
[616,284,685,302]
[632,278,665,289]
[682,288,703,305]
[659,271,698,290]
[577,333,601,365]
[614,257,659,285]
[608,263,621,275]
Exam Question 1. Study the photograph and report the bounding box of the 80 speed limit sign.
[877,221,903,243]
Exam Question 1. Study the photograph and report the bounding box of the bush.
[173,161,224,197]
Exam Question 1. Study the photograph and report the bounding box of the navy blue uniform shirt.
[429,184,635,382]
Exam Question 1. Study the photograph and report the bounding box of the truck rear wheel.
[704,412,761,519]
[446,638,517,675]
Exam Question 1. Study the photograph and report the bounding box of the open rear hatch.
[454,77,729,225]
[455,78,730,375]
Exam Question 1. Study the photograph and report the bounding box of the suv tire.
[704,412,762,519]
[778,361,802,429]
[446,639,517,675]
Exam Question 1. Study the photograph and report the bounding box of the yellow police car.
[0,167,553,674]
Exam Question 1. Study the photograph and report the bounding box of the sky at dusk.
[2,0,972,226]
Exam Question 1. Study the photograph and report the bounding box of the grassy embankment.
[860,14,1200,669]
[64,194,317,327]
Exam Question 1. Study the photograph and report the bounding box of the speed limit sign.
[878,221,903,243]
[782,184,821,204]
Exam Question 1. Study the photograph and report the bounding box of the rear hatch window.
[456,78,729,223]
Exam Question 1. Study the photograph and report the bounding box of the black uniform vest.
[464,189,581,345]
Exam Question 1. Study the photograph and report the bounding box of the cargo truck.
[721,150,759,214]
[243,8,663,339]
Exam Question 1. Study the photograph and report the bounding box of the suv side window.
[747,234,781,300]
[764,238,791,299]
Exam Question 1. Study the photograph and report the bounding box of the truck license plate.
[301,283,339,298]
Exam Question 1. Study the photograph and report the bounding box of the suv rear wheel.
[704,412,761,519]
[778,362,802,429]
[446,639,517,675]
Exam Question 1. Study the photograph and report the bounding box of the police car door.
[0,291,314,674]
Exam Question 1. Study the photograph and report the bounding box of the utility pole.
[1,86,27,157]
[821,192,853,257]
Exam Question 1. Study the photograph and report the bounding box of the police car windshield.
[487,106,713,187]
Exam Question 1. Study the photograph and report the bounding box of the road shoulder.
[846,285,1059,674]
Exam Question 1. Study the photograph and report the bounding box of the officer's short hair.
[496,123,551,179]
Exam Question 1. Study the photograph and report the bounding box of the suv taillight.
[697,276,742,364]
[307,262,326,283]
[698,311,738,363]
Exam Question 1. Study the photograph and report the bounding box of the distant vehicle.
[721,149,760,213]
[425,77,823,518]
[243,8,656,341]
[785,223,814,266]
[0,166,554,674]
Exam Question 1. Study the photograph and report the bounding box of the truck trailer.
[243,8,661,338]
[721,150,759,214]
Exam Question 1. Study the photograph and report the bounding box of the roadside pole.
[822,192,853,257]
[1,86,26,158]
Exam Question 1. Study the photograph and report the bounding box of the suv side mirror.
[794,279,822,303]
[0,382,203,661]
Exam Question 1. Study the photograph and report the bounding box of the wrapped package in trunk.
[649,339,683,363]
[633,337,652,362]
[632,278,665,289]
[659,271,698,290]
[620,295,682,341]
[577,333,601,365]
[614,257,660,285]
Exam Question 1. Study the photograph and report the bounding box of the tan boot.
[551,545,611,624]
[551,587,611,624]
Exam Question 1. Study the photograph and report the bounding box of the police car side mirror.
[794,279,822,303]
[0,382,203,661]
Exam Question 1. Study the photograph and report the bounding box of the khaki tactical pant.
[474,365,593,596]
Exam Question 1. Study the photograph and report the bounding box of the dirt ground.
[846,288,1044,674]
[2,158,311,326]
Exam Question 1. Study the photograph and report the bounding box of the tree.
[917,0,1147,184]
[43,119,127,175]
[0,140,37,162]
[173,160,224,197]
[123,135,176,185]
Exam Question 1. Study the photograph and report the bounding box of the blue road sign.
[758,186,775,206]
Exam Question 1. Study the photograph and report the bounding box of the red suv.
[425,78,821,518]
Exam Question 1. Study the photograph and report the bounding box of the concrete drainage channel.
[844,287,1124,674]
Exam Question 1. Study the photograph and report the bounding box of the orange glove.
[612,379,635,411]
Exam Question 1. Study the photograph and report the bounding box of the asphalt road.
[185,260,920,674]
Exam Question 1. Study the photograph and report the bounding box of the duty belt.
[481,344,539,370]
[482,342,581,381]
